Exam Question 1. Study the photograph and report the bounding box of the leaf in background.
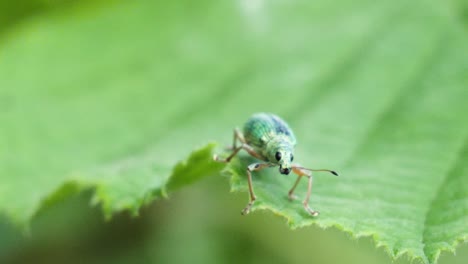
[0,0,466,263]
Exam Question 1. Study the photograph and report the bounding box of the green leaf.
[0,0,467,263]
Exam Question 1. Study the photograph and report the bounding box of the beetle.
[214,113,338,216]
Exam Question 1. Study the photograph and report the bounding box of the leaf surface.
[0,0,467,263]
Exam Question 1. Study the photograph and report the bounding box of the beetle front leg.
[289,166,310,200]
[288,175,301,201]
[241,162,271,215]
[291,166,319,216]
[303,175,319,216]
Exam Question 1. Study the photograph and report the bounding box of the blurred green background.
[1,0,467,264]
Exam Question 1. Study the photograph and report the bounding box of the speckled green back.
[243,113,297,149]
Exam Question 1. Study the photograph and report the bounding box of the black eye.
[275,152,282,161]
[290,155,294,162]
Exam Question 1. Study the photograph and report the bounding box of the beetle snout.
[280,167,290,175]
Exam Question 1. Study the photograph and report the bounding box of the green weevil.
[214,113,338,216]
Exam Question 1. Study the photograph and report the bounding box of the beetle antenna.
[295,167,338,176]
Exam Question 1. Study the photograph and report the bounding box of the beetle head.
[270,147,294,175]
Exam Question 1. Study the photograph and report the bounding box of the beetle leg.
[303,175,319,216]
[235,127,246,144]
[214,127,250,161]
[241,162,271,215]
[291,166,319,216]
[225,128,246,150]
[287,175,301,201]
[241,144,265,160]
[215,143,265,163]
[214,145,242,163]
[289,166,310,199]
